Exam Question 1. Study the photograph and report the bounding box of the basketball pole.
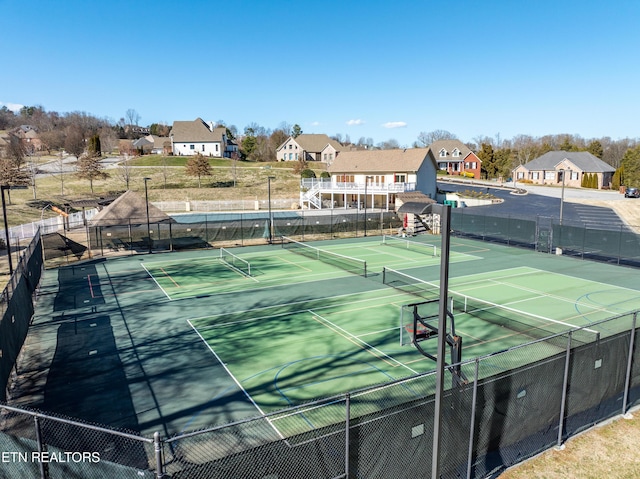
[430,203,452,479]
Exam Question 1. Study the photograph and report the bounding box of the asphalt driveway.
[438,180,630,231]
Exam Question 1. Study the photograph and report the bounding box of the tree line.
[2,105,640,189]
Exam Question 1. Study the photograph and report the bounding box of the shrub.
[300,169,316,179]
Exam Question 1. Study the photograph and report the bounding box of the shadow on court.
[53,261,106,311]
[41,314,148,468]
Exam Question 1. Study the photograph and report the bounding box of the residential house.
[170,118,232,157]
[429,139,481,179]
[11,125,42,153]
[300,148,437,210]
[124,125,150,137]
[276,134,343,165]
[132,135,172,155]
[514,151,615,189]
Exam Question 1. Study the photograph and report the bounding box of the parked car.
[625,187,640,198]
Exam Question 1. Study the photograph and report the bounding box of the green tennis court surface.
[23,235,640,437]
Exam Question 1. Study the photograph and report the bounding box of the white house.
[300,148,437,210]
[170,118,230,157]
[276,134,343,164]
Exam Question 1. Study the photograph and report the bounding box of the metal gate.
[535,216,553,253]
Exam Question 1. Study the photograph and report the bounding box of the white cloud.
[382,121,407,129]
[310,121,320,126]
[346,119,365,126]
[0,102,24,112]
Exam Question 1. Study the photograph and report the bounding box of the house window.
[545,171,555,180]
[570,171,579,180]
[532,172,539,180]
[289,144,292,149]
[215,144,219,152]
[452,148,460,157]
[295,153,298,160]
[289,153,293,160]
[190,144,195,150]
[438,162,447,170]
[471,162,477,169]
[329,153,333,160]
[439,149,447,157]
[395,174,406,183]
[202,145,205,152]
[517,171,525,179]
[324,154,327,161]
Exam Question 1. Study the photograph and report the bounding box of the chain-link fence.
[44,209,403,264]
[0,231,43,402]
[450,209,640,266]
[2,310,640,478]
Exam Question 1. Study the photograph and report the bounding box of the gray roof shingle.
[524,151,614,173]
[329,148,432,173]
[170,118,224,143]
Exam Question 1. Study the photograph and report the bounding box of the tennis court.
[22,234,640,438]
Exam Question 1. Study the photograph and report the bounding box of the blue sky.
[1,0,638,147]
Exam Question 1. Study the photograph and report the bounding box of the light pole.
[144,177,152,253]
[1,186,12,275]
[267,176,275,244]
[364,176,373,236]
[559,169,566,225]
[41,204,52,230]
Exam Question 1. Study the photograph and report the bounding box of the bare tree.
[99,127,118,154]
[1,136,29,204]
[161,156,170,188]
[511,134,538,166]
[417,130,458,147]
[77,155,109,193]
[185,153,212,187]
[51,151,68,196]
[116,153,135,189]
[125,109,140,126]
[64,126,86,160]
[377,138,400,150]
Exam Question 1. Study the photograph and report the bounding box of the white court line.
[140,262,172,300]
[218,258,260,282]
[186,319,285,441]
[454,266,634,318]
[189,289,411,327]
[308,310,419,375]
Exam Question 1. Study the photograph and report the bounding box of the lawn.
[6,155,325,226]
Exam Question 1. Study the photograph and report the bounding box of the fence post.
[466,359,480,479]
[622,312,638,417]
[345,393,350,479]
[34,416,48,479]
[556,331,573,449]
[154,431,164,479]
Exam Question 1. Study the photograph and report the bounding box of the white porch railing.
[301,179,416,192]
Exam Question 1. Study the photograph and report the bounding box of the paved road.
[438,179,630,231]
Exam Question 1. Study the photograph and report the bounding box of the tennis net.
[220,248,252,277]
[281,236,367,277]
[382,235,437,256]
[383,267,600,345]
